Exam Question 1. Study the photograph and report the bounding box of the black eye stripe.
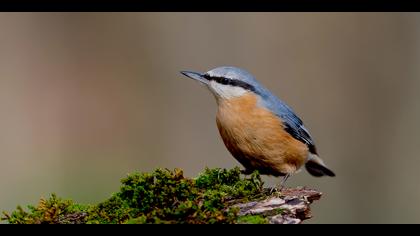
[203,74,258,94]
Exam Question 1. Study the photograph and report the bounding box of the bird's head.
[181,66,262,102]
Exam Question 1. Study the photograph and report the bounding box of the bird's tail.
[305,154,335,177]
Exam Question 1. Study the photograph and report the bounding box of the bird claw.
[269,186,277,195]
[269,185,283,196]
[269,174,290,195]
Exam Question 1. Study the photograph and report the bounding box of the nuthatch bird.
[181,66,335,187]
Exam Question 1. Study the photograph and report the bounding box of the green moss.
[2,167,264,224]
[236,215,269,224]
[1,194,88,224]
[275,208,285,215]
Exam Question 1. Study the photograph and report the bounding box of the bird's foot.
[269,174,291,195]
[269,186,277,195]
[269,185,284,196]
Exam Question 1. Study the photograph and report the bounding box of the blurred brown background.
[0,13,419,223]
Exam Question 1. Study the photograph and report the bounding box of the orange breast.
[216,93,308,176]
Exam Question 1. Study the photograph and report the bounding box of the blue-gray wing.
[260,94,318,154]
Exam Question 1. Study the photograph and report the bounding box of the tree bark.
[229,187,322,224]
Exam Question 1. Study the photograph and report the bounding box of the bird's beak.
[180,71,209,85]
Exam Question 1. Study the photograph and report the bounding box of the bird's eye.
[223,78,229,84]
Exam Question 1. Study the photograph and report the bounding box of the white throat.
[208,80,248,100]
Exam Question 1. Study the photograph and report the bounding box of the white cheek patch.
[208,81,248,99]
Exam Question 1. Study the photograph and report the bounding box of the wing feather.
[259,92,318,154]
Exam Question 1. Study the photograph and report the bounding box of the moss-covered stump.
[1,167,322,224]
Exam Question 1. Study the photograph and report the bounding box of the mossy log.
[231,187,321,224]
[2,167,322,224]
